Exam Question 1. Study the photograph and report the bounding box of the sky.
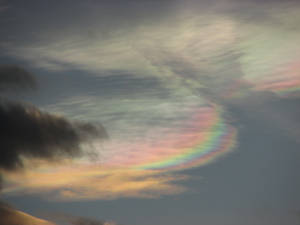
[0,0,300,224]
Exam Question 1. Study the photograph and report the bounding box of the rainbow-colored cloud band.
[101,104,237,171]
[135,105,237,171]
[253,59,300,98]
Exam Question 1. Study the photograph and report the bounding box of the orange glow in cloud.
[2,164,188,200]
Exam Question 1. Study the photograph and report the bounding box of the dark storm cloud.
[0,100,107,170]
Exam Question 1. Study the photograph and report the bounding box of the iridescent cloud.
[100,104,236,171]
[3,1,300,201]
[253,59,300,98]
[2,164,188,200]
[2,100,236,200]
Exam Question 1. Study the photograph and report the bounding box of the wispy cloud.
[3,1,300,100]
[2,163,188,200]
[1,0,300,203]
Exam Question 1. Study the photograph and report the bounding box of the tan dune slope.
[0,204,56,225]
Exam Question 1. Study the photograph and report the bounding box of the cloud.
[0,65,190,201]
[0,100,107,171]
[2,164,188,201]
[2,0,300,203]
[0,64,114,224]
[0,66,108,192]
[3,0,300,102]
[0,65,37,91]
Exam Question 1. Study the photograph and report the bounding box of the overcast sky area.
[1,0,300,225]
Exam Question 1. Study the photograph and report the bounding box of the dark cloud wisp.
[0,101,107,170]
[0,65,37,91]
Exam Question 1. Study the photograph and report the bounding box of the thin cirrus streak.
[219,58,300,100]
[101,104,237,171]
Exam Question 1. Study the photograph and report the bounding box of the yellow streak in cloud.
[2,162,188,201]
